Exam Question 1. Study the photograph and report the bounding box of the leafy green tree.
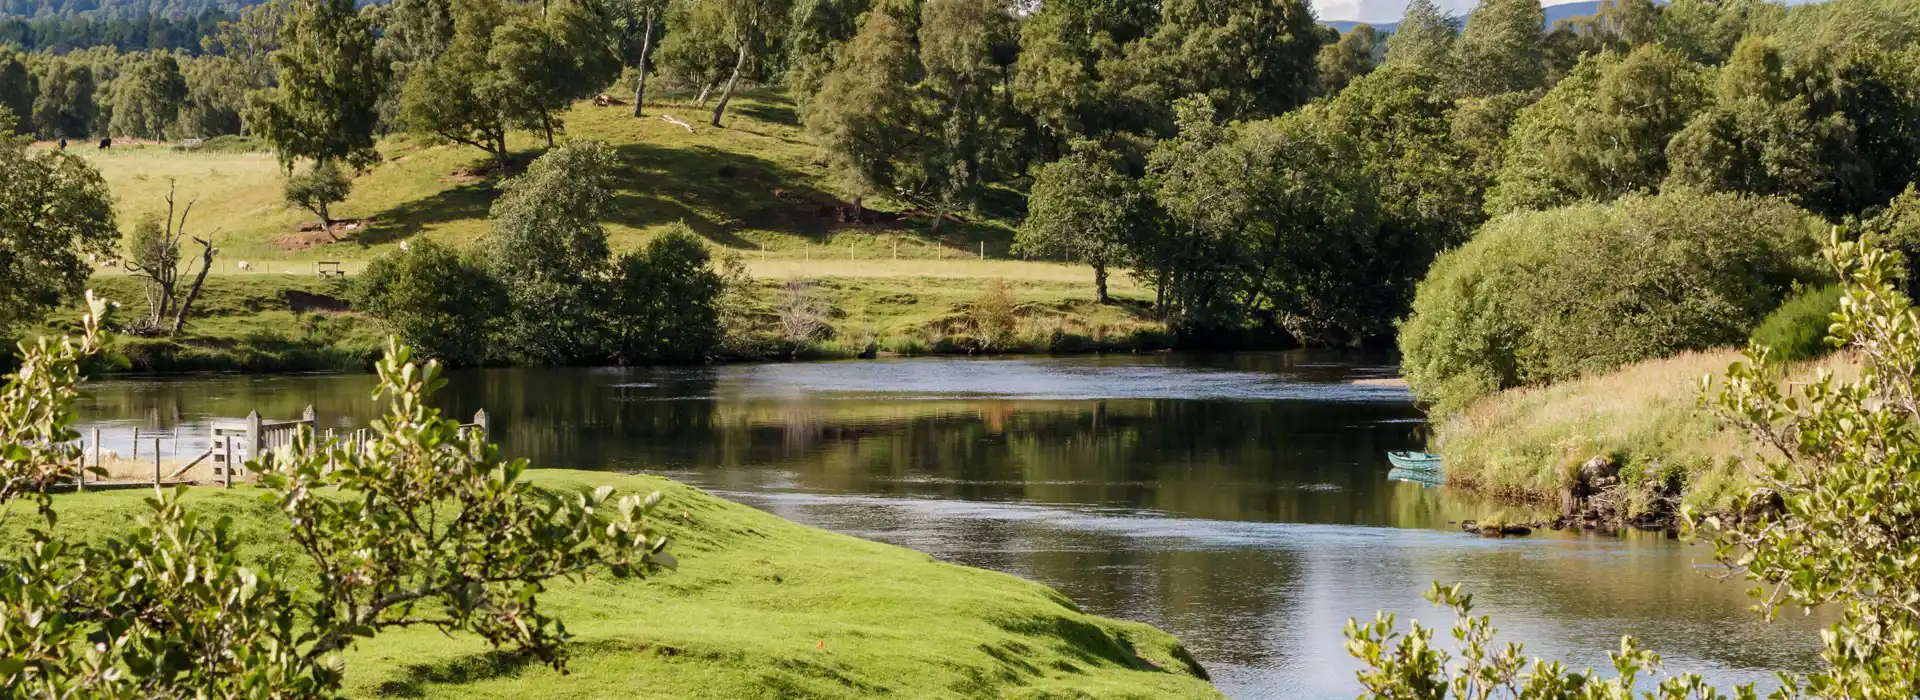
[355,238,504,366]
[401,0,517,164]
[1152,107,1385,340]
[1315,24,1379,98]
[177,55,250,137]
[1487,46,1710,215]
[1011,0,1157,151]
[370,0,455,128]
[490,0,623,145]
[654,0,736,104]
[1385,0,1456,74]
[1312,65,1481,325]
[1665,37,1847,216]
[610,224,725,362]
[1451,0,1545,98]
[704,0,791,127]
[1016,140,1145,305]
[247,0,387,171]
[1596,0,1659,47]
[1399,192,1821,413]
[805,0,919,216]
[0,309,675,695]
[1655,0,1782,65]
[610,0,665,115]
[0,108,116,339]
[283,159,353,239]
[1105,0,1323,126]
[915,0,1018,223]
[484,140,617,364]
[30,58,96,139]
[783,0,872,106]
[107,52,188,140]
[0,53,33,135]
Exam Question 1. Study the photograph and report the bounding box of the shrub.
[355,239,505,366]
[1749,284,1841,362]
[1400,192,1823,413]
[972,278,1018,351]
[611,225,725,363]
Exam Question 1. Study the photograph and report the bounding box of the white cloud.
[1313,0,1480,24]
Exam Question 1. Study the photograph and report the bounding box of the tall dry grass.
[1437,349,1857,512]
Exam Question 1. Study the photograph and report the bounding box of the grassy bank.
[1435,349,1854,515]
[1436,350,1756,515]
[4,470,1220,699]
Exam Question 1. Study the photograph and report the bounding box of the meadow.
[45,90,1170,370]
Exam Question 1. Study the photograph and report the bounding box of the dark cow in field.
[98,137,110,149]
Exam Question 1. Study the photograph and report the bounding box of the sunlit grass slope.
[72,90,1044,276]
[8,471,1221,699]
[1436,349,1855,512]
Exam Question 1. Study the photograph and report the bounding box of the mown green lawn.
[6,470,1222,699]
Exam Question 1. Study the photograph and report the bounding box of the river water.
[72,352,1821,698]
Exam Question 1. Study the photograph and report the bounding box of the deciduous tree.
[1017,140,1144,305]
[0,107,116,339]
[1451,0,1546,98]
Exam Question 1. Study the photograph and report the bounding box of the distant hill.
[1324,0,1601,33]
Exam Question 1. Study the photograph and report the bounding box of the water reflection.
[73,352,1821,698]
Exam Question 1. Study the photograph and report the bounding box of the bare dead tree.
[123,180,218,336]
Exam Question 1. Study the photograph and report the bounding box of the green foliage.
[1348,582,1754,698]
[0,120,117,340]
[355,239,504,366]
[1,54,36,136]
[610,225,725,363]
[246,0,386,171]
[783,0,869,104]
[1656,0,1784,65]
[106,52,188,140]
[1488,47,1711,216]
[1385,0,1456,74]
[1451,0,1546,98]
[1314,24,1379,98]
[0,304,674,695]
[484,140,616,364]
[1400,192,1822,413]
[805,0,922,201]
[1704,232,1920,697]
[1009,0,1157,148]
[1749,284,1841,362]
[30,58,97,139]
[1664,37,1849,216]
[970,277,1017,351]
[282,159,353,234]
[1015,139,1142,304]
[1104,0,1323,126]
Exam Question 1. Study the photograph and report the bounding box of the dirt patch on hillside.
[273,219,368,250]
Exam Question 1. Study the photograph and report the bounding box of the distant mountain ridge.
[1323,0,1602,33]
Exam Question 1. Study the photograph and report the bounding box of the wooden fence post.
[245,410,263,478]
[152,437,161,487]
[473,409,490,439]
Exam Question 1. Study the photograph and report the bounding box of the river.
[72,352,1821,698]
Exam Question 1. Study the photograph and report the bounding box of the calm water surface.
[74,352,1821,698]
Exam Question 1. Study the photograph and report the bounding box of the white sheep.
[237,260,253,271]
[398,240,411,251]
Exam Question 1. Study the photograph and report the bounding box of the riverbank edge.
[1428,350,1794,536]
[6,470,1223,698]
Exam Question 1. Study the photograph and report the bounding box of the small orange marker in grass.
[817,640,826,650]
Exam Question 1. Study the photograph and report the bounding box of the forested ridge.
[0,0,1917,374]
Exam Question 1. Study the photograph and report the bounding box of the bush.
[355,239,505,366]
[1750,284,1842,362]
[610,225,724,363]
[1400,192,1824,413]
[972,278,1018,351]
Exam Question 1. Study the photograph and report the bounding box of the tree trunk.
[171,238,215,335]
[318,201,336,241]
[542,112,555,148]
[711,43,749,127]
[631,8,654,117]
[1094,262,1110,305]
[695,81,714,107]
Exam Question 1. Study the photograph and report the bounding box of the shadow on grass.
[609,142,846,247]
[356,180,496,246]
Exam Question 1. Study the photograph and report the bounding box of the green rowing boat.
[1387,450,1442,471]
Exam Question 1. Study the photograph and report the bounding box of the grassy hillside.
[38,90,1172,368]
[6,470,1221,699]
